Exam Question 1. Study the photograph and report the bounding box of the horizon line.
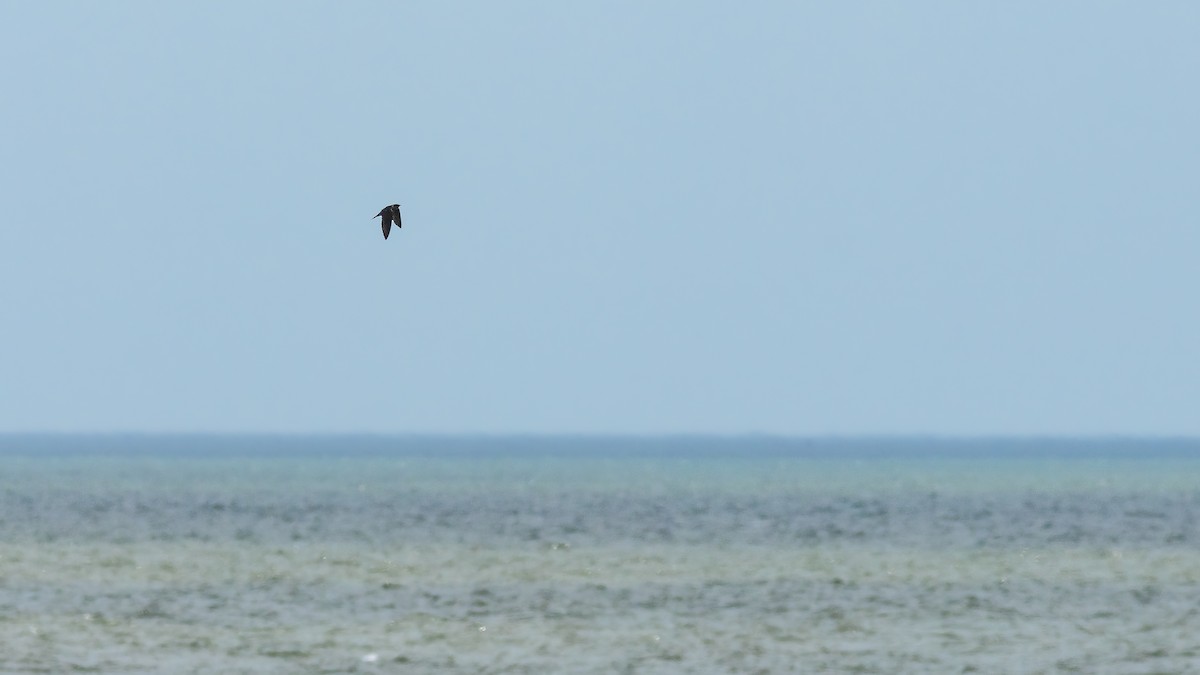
[2,431,1199,441]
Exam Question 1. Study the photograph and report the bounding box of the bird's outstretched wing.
[393,207,402,230]
[381,215,393,239]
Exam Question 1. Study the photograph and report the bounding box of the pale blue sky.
[2,2,1197,435]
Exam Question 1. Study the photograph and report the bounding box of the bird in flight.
[374,204,402,239]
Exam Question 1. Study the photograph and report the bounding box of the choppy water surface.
[2,436,1199,673]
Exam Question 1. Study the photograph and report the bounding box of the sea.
[1,435,1198,674]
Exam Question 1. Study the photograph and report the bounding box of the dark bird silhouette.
[374,204,402,239]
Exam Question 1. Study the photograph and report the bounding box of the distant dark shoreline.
[1,433,1198,459]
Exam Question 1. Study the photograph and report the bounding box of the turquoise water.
[1,436,1198,673]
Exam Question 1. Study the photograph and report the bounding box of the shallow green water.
[1,436,1198,673]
